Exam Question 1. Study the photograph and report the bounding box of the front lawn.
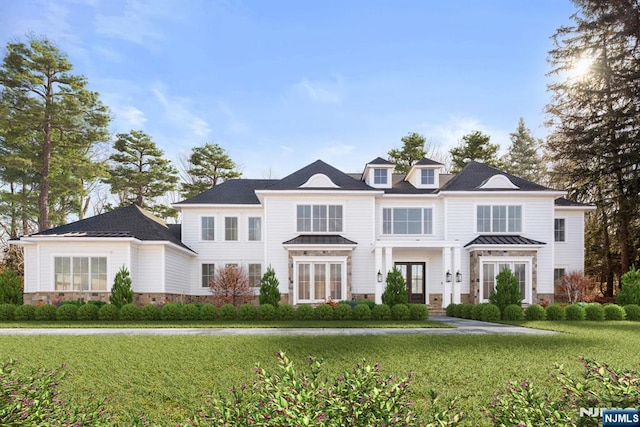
[1,321,638,426]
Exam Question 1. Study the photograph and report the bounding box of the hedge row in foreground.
[446,302,640,322]
[0,301,429,322]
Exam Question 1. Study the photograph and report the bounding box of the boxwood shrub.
[14,304,35,321]
[502,304,523,321]
[603,304,626,321]
[481,303,501,322]
[334,303,352,320]
[445,303,458,317]
[98,304,119,321]
[141,304,161,320]
[0,303,15,321]
[314,304,334,320]
[624,304,640,321]
[357,300,376,310]
[585,303,605,321]
[219,304,237,320]
[200,304,218,320]
[408,304,428,320]
[545,303,566,321]
[160,303,182,321]
[524,304,546,321]
[35,304,57,321]
[182,303,201,320]
[295,304,314,320]
[55,304,77,321]
[453,304,466,318]
[471,303,487,320]
[238,304,257,321]
[461,303,474,319]
[276,303,295,320]
[352,303,372,320]
[565,304,585,321]
[391,303,410,320]
[257,303,276,320]
[371,303,391,320]
[120,303,141,321]
[77,303,99,320]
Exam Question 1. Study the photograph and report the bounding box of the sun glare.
[567,55,594,80]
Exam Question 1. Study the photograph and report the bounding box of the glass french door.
[395,262,426,304]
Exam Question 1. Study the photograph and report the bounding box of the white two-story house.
[13,158,593,308]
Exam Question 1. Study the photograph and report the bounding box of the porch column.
[452,246,462,304]
[442,247,452,308]
[383,246,393,279]
[374,246,383,304]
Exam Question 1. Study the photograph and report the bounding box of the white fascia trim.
[255,190,383,197]
[554,205,597,211]
[18,236,140,244]
[138,241,198,257]
[465,244,545,251]
[283,244,357,251]
[439,190,567,197]
[372,240,461,250]
[379,193,439,198]
[8,240,34,246]
[174,203,262,209]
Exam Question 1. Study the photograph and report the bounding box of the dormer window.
[421,169,435,185]
[373,169,387,185]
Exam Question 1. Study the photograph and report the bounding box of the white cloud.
[415,115,511,154]
[111,105,147,128]
[217,101,249,135]
[151,82,211,139]
[286,75,345,104]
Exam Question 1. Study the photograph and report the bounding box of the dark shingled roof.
[440,161,552,192]
[282,234,358,245]
[464,235,546,248]
[383,174,439,194]
[267,160,374,191]
[415,157,444,166]
[34,205,194,252]
[366,157,395,165]
[176,179,277,204]
[554,197,592,207]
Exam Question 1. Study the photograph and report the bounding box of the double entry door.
[395,262,426,304]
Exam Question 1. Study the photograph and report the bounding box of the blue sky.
[1,0,576,178]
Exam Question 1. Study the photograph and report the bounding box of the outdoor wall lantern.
[377,270,383,282]
[456,270,462,282]
[445,270,452,283]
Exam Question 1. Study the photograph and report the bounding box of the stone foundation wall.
[24,292,111,305]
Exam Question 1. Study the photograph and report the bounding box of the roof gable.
[440,161,551,192]
[177,179,276,204]
[268,160,374,191]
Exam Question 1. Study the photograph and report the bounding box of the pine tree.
[258,266,281,307]
[501,118,544,182]
[489,267,522,314]
[180,143,241,199]
[387,133,427,174]
[110,266,134,308]
[381,268,408,307]
[449,131,502,173]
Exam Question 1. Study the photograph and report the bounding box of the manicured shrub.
[219,303,237,320]
[381,267,408,307]
[502,304,523,321]
[391,303,410,320]
[295,304,314,321]
[276,303,295,320]
[0,303,15,321]
[200,304,218,320]
[238,303,257,320]
[616,266,640,306]
[0,269,22,305]
[61,300,84,307]
[182,303,201,320]
[110,265,134,308]
[408,304,428,321]
[524,304,546,321]
[14,304,35,321]
[371,303,392,320]
[445,303,458,317]
[489,267,523,313]
[120,303,141,321]
[258,266,280,307]
[141,304,160,320]
[565,304,585,321]
[357,300,376,310]
[35,304,57,321]
[353,303,372,320]
[314,303,335,320]
[461,303,474,319]
[624,304,640,321]
[98,304,119,321]
[160,303,182,321]
[453,303,465,318]
[88,300,106,309]
[55,303,77,321]
[481,303,501,322]
[77,303,99,320]
[257,303,276,320]
[585,303,605,321]
[471,303,487,320]
[545,303,566,321]
[603,304,625,321]
[334,303,353,320]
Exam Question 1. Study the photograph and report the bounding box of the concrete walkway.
[0,316,556,336]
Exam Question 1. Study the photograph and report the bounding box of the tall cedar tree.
[105,130,178,215]
[258,266,281,307]
[501,118,545,183]
[110,265,134,308]
[387,133,427,174]
[381,267,408,307]
[180,143,241,199]
[449,131,502,173]
[546,0,640,295]
[0,37,110,231]
[489,267,523,314]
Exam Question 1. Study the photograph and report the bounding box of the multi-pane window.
[225,217,238,241]
[296,205,343,232]
[382,208,433,235]
[54,256,107,291]
[477,205,522,233]
[373,168,387,185]
[248,263,262,287]
[554,268,566,284]
[202,264,215,288]
[297,262,344,302]
[481,262,527,301]
[421,169,434,185]
[554,218,566,242]
[248,217,261,241]
[201,217,215,240]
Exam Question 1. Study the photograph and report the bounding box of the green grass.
[1,321,639,426]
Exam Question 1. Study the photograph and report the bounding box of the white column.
[453,246,462,304]
[384,246,393,277]
[442,247,452,308]
[374,246,383,304]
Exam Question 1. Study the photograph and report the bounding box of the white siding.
[165,246,193,294]
[136,245,164,293]
[23,245,37,293]
[554,209,586,274]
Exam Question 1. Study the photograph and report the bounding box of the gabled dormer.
[405,157,444,189]
[362,157,395,189]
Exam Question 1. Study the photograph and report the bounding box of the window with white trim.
[202,263,215,288]
[554,218,566,242]
[225,217,238,241]
[201,217,215,240]
[248,263,262,287]
[296,205,343,232]
[480,261,528,302]
[54,256,107,291]
[296,262,344,303]
[477,205,522,233]
[382,208,433,235]
[554,268,566,284]
[421,169,434,185]
[248,217,262,241]
[373,168,387,185]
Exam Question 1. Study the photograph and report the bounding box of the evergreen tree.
[381,268,408,307]
[387,133,427,174]
[501,118,544,182]
[489,267,523,314]
[104,130,179,215]
[258,266,281,307]
[110,266,134,308]
[180,143,241,199]
[449,131,502,173]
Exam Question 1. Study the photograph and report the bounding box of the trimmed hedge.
[334,303,353,320]
[141,304,161,320]
[120,303,141,321]
[624,304,640,321]
[276,304,295,320]
[182,304,201,321]
[200,304,218,320]
[295,304,314,321]
[409,304,428,321]
[257,303,276,320]
[160,303,182,321]
[55,304,77,321]
[445,303,458,317]
[0,303,16,321]
[545,304,565,321]
[391,303,410,321]
[314,304,335,321]
[14,304,35,321]
[371,304,391,320]
[603,304,625,321]
[461,304,474,319]
[238,304,257,321]
[35,304,57,321]
[219,304,237,320]
[98,304,119,321]
[77,303,99,320]
[585,303,605,321]
[353,303,372,320]
[524,304,546,321]
[481,304,501,322]
[502,304,523,321]
[565,304,585,321]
